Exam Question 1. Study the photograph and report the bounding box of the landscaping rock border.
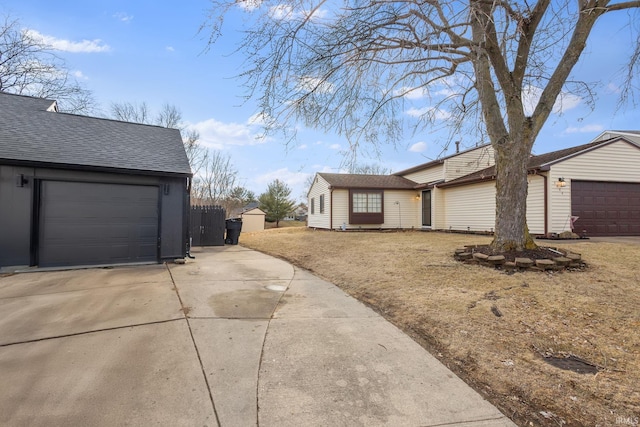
[454,245,586,272]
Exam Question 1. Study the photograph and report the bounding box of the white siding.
[382,191,420,229]
[402,164,444,184]
[443,145,495,181]
[443,181,496,232]
[307,175,331,229]
[526,175,545,234]
[433,188,446,229]
[548,140,640,233]
[440,176,545,234]
[332,189,350,229]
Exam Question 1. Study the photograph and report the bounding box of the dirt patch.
[239,228,640,426]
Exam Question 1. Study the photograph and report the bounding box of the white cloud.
[329,143,341,150]
[269,4,294,19]
[409,141,427,152]
[298,144,308,149]
[25,29,110,53]
[72,70,88,80]
[269,4,328,20]
[187,117,268,149]
[113,12,133,22]
[236,0,262,11]
[255,168,310,187]
[297,76,334,94]
[394,86,428,100]
[522,86,581,116]
[563,124,604,134]
[405,106,451,120]
[605,82,621,94]
[166,46,175,52]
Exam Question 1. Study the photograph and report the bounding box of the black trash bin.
[225,218,243,245]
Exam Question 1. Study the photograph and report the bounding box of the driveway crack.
[166,263,221,427]
[255,265,295,427]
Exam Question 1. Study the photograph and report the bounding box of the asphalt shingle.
[0,93,191,176]
[319,173,417,189]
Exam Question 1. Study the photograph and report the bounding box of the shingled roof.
[438,137,638,188]
[0,92,191,176]
[319,173,417,189]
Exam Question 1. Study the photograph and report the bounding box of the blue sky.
[1,1,638,201]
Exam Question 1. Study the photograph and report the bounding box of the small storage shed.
[0,93,192,269]
[240,208,266,232]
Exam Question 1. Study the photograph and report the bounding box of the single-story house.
[0,93,192,269]
[240,207,266,232]
[308,132,640,236]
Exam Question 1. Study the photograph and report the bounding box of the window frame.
[349,189,384,224]
[310,197,315,215]
[319,194,325,214]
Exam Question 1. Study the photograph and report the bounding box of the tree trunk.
[491,137,537,251]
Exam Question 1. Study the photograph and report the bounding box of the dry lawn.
[240,228,640,426]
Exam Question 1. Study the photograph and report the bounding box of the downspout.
[186,177,195,259]
[330,188,334,230]
[540,172,548,235]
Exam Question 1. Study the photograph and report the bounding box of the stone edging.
[454,245,585,272]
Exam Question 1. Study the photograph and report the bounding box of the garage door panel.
[39,181,159,267]
[572,180,640,236]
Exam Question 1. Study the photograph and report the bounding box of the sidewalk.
[0,246,515,426]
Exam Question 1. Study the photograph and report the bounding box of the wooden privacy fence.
[190,205,226,246]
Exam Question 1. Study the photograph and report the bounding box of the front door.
[422,190,432,227]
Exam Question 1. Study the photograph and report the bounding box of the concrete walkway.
[0,246,515,426]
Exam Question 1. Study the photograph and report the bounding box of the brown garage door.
[571,181,640,236]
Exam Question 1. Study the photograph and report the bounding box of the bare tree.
[350,164,393,175]
[156,103,182,129]
[182,129,208,177]
[0,15,95,113]
[110,101,150,124]
[192,151,238,207]
[204,0,640,251]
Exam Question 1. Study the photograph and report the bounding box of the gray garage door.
[38,181,159,267]
[571,180,640,236]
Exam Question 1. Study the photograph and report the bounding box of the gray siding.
[0,165,33,267]
[0,164,187,268]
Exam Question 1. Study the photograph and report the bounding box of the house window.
[310,198,315,215]
[349,190,384,224]
[319,194,325,214]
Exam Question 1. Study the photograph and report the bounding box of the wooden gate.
[190,205,226,246]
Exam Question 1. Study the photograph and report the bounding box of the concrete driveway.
[0,246,514,426]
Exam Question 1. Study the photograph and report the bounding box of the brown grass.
[240,228,640,426]
[264,220,307,229]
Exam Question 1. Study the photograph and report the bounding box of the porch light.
[555,177,566,188]
[415,193,421,200]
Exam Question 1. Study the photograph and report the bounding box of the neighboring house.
[0,93,192,269]
[283,204,308,221]
[307,173,420,230]
[308,134,640,236]
[293,204,308,221]
[240,207,266,232]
